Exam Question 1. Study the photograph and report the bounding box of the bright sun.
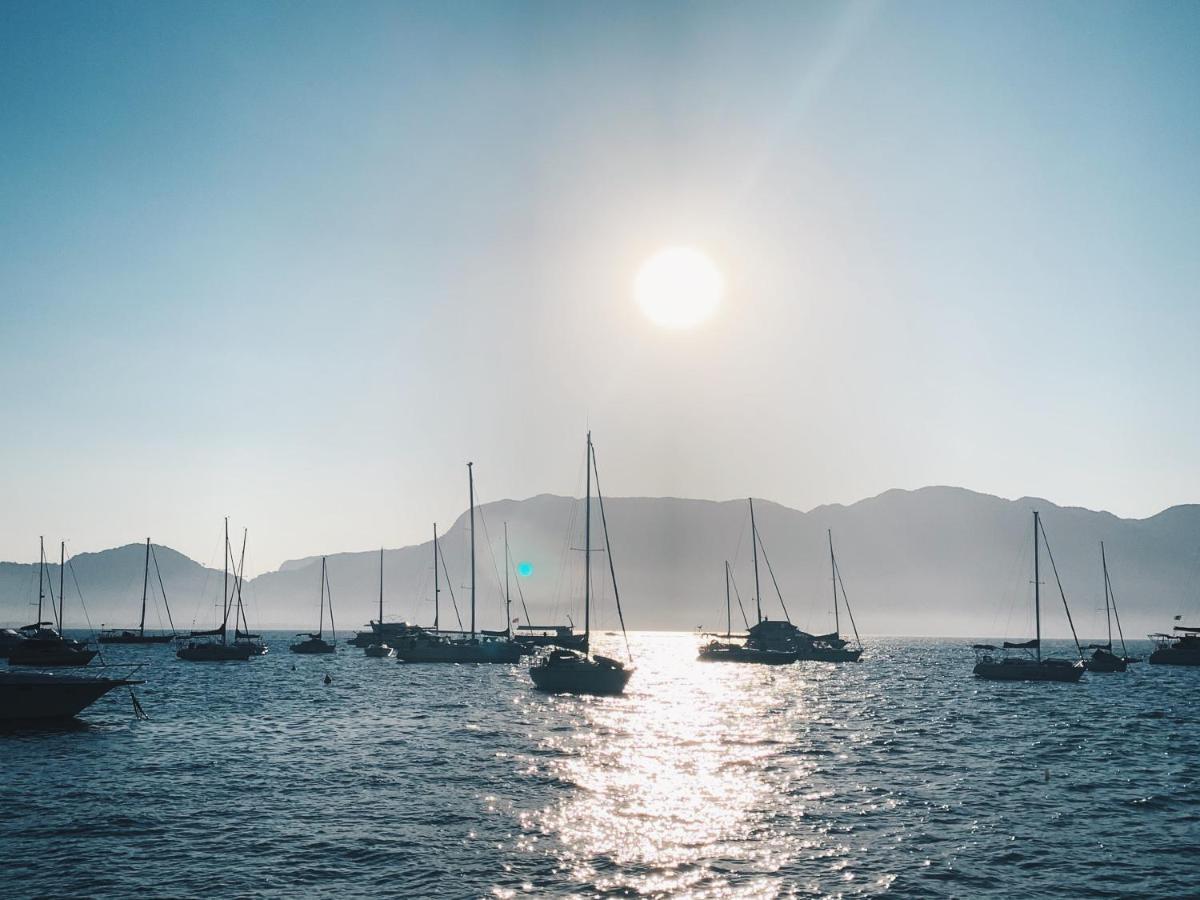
[634,246,723,329]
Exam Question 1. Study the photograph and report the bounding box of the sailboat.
[972,510,1085,682]
[363,549,397,657]
[696,560,761,661]
[393,463,522,663]
[291,557,337,654]
[176,519,253,662]
[10,539,97,667]
[99,539,178,644]
[792,530,864,663]
[529,432,634,695]
[1085,542,1135,672]
[229,530,268,656]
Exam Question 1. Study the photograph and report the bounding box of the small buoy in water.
[324,673,332,685]
[1044,769,1050,782]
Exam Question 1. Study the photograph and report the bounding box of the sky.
[1,0,1197,574]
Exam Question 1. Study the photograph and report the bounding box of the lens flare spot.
[517,562,534,577]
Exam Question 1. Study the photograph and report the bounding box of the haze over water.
[2,632,1194,898]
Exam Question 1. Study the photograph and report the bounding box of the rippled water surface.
[2,633,1197,898]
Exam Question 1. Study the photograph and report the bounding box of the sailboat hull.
[176,642,253,662]
[289,639,336,654]
[1149,647,1200,666]
[98,633,175,645]
[697,644,796,665]
[395,639,522,664]
[1086,650,1129,672]
[8,645,97,667]
[973,659,1084,682]
[0,671,139,720]
[530,655,631,695]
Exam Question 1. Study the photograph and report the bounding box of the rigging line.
[65,555,105,666]
[148,543,178,634]
[324,561,336,637]
[473,492,510,624]
[832,557,862,650]
[436,537,465,632]
[728,568,751,631]
[589,440,632,663]
[753,528,791,623]
[1105,557,1129,656]
[1036,518,1083,657]
[508,541,533,625]
[730,503,750,572]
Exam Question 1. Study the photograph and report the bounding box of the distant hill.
[3,487,1198,639]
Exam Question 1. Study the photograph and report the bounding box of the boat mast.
[58,540,65,633]
[468,461,476,639]
[37,537,45,626]
[378,547,384,625]
[439,520,444,633]
[319,557,326,639]
[1101,541,1112,650]
[724,560,731,638]
[140,537,150,637]
[750,498,762,624]
[1033,510,1041,663]
[504,522,511,638]
[222,517,229,645]
[584,432,592,652]
[828,529,840,636]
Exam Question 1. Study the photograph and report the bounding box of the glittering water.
[2,633,1197,898]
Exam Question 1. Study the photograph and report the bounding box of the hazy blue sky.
[2,0,1197,573]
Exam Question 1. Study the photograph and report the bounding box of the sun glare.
[634,246,723,329]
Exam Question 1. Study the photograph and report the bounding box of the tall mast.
[439,520,444,633]
[584,432,592,649]
[319,557,326,638]
[1101,541,1112,649]
[222,517,229,645]
[140,537,150,637]
[378,547,384,625]
[749,499,762,624]
[504,522,511,638]
[724,560,731,638]
[59,540,65,632]
[828,529,840,635]
[1033,510,1041,663]
[37,536,45,626]
[468,461,476,638]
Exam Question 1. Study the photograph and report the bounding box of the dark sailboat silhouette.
[176,519,253,662]
[972,510,1085,682]
[393,463,522,663]
[529,432,633,695]
[99,539,178,644]
[10,538,97,668]
[228,529,268,656]
[290,557,337,654]
[1085,542,1135,672]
